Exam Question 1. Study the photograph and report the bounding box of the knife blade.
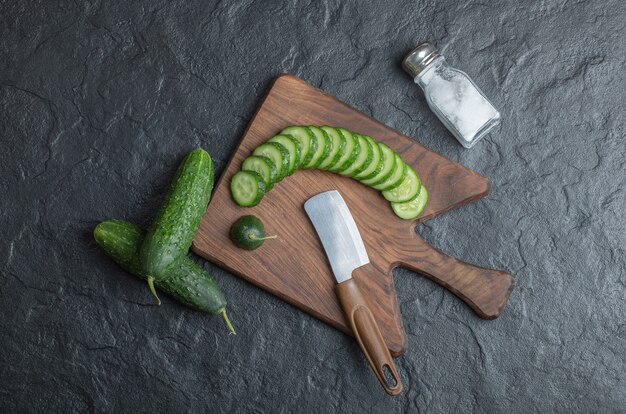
[304,190,403,396]
[303,190,369,283]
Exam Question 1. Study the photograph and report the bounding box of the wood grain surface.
[193,74,514,356]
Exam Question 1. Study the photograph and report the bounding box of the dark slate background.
[1,0,624,412]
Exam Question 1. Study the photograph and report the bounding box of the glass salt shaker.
[402,42,500,148]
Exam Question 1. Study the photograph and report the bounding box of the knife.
[304,190,403,395]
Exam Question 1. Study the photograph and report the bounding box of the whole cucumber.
[94,219,234,333]
[140,149,214,282]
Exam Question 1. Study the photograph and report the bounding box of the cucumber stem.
[147,276,161,306]
[220,308,236,335]
[248,233,278,241]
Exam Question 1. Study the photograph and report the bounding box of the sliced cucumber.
[281,126,316,167]
[269,135,301,175]
[303,126,330,169]
[361,143,395,185]
[354,135,381,179]
[391,186,428,220]
[372,154,407,191]
[318,126,346,170]
[252,142,290,181]
[236,125,429,218]
[241,155,277,190]
[231,171,266,207]
[341,134,373,177]
[332,128,361,172]
[382,166,421,202]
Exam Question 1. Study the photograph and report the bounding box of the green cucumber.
[354,136,381,180]
[391,186,428,220]
[241,155,277,190]
[94,220,234,333]
[318,126,346,170]
[281,126,317,167]
[139,149,214,301]
[372,154,407,191]
[253,142,290,180]
[231,171,266,207]
[361,143,396,185]
[303,126,330,169]
[269,135,301,175]
[382,167,421,202]
[331,128,360,172]
[340,134,373,177]
[229,215,276,250]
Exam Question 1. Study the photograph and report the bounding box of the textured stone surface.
[1,0,625,412]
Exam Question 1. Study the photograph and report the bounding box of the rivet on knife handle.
[336,278,403,396]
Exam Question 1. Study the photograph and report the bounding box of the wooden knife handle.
[336,278,403,396]
[396,235,514,319]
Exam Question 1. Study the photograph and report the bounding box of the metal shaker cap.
[402,42,440,78]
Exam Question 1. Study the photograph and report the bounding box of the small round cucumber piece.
[382,167,421,202]
[229,215,275,250]
[230,171,266,207]
[318,126,346,170]
[354,136,381,180]
[269,135,301,175]
[241,155,277,190]
[372,154,407,191]
[361,143,396,185]
[303,126,330,169]
[331,128,361,172]
[281,126,317,167]
[391,186,428,220]
[340,134,373,177]
[253,142,290,181]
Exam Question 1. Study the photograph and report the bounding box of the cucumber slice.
[241,155,277,190]
[331,128,361,172]
[361,143,395,184]
[281,126,317,167]
[372,154,407,191]
[382,167,421,202]
[252,142,290,181]
[391,186,428,220]
[269,134,301,175]
[230,171,266,207]
[303,126,330,169]
[340,134,373,177]
[354,135,381,179]
[318,126,346,170]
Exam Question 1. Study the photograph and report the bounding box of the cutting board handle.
[394,233,514,319]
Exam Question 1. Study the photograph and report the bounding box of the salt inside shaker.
[402,42,500,148]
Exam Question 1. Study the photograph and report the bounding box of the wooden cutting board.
[193,74,514,356]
